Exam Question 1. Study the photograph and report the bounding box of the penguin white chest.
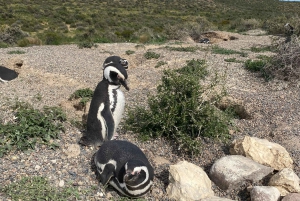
[108,85,125,129]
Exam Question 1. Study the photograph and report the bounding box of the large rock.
[250,186,280,201]
[209,155,273,190]
[269,168,300,196]
[230,136,293,170]
[282,193,300,201]
[167,160,214,201]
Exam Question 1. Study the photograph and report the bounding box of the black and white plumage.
[94,140,154,197]
[79,56,129,147]
[199,38,210,44]
[0,65,19,83]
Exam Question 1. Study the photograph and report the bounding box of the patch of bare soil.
[0,31,299,200]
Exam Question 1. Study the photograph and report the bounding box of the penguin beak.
[118,75,129,91]
[124,172,132,182]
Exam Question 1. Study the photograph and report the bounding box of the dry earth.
[0,31,299,201]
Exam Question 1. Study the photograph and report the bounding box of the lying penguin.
[79,56,129,147]
[94,140,154,197]
[0,62,22,83]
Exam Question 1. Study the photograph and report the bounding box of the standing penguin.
[79,56,129,147]
[94,140,154,197]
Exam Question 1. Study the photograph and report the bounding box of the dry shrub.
[230,18,261,32]
[265,36,300,81]
[164,17,214,40]
[17,37,42,47]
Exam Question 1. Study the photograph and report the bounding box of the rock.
[59,180,65,187]
[63,144,81,158]
[209,155,273,190]
[200,196,235,201]
[35,165,41,171]
[269,168,300,196]
[250,186,280,201]
[230,136,293,170]
[282,193,300,201]
[167,160,214,200]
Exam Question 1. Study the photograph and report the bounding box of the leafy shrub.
[43,32,64,45]
[1,176,80,201]
[212,45,248,57]
[17,37,42,47]
[155,61,167,68]
[125,59,231,155]
[224,58,243,63]
[250,45,274,53]
[244,59,272,81]
[244,59,267,72]
[69,88,94,100]
[125,50,135,55]
[165,46,199,52]
[0,102,66,157]
[7,50,26,54]
[144,51,160,59]
[69,88,94,109]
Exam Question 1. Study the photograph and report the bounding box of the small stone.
[51,159,57,163]
[59,180,65,187]
[35,165,41,171]
[11,155,18,161]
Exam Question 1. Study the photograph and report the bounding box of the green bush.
[1,176,80,201]
[69,88,94,109]
[155,61,167,68]
[144,51,160,59]
[212,45,248,57]
[165,46,199,52]
[69,88,93,100]
[125,59,231,155]
[244,59,267,72]
[7,50,26,54]
[0,102,66,157]
[125,50,135,55]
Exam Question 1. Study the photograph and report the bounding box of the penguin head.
[103,56,129,91]
[123,160,150,187]
[103,56,128,69]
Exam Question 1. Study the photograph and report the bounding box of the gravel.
[0,31,299,200]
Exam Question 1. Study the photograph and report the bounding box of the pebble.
[59,179,65,187]
[35,165,41,171]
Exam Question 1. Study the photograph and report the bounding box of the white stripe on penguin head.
[104,66,125,82]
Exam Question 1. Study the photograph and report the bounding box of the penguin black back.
[0,65,18,82]
[94,140,154,197]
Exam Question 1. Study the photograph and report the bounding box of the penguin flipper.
[100,164,115,186]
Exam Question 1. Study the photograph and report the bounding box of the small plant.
[250,45,274,53]
[212,45,247,57]
[155,61,167,68]
[125,59,231,155]
[224,58,243,63]
[7,50,26,54]
[165,46,199,52]
[125,50,135,55]
[69,88,94,100]
[69,88,94,109]
[244,59,267,72]
[0,101,66,157]
[144,51,160,59]
[1,176,80,201]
